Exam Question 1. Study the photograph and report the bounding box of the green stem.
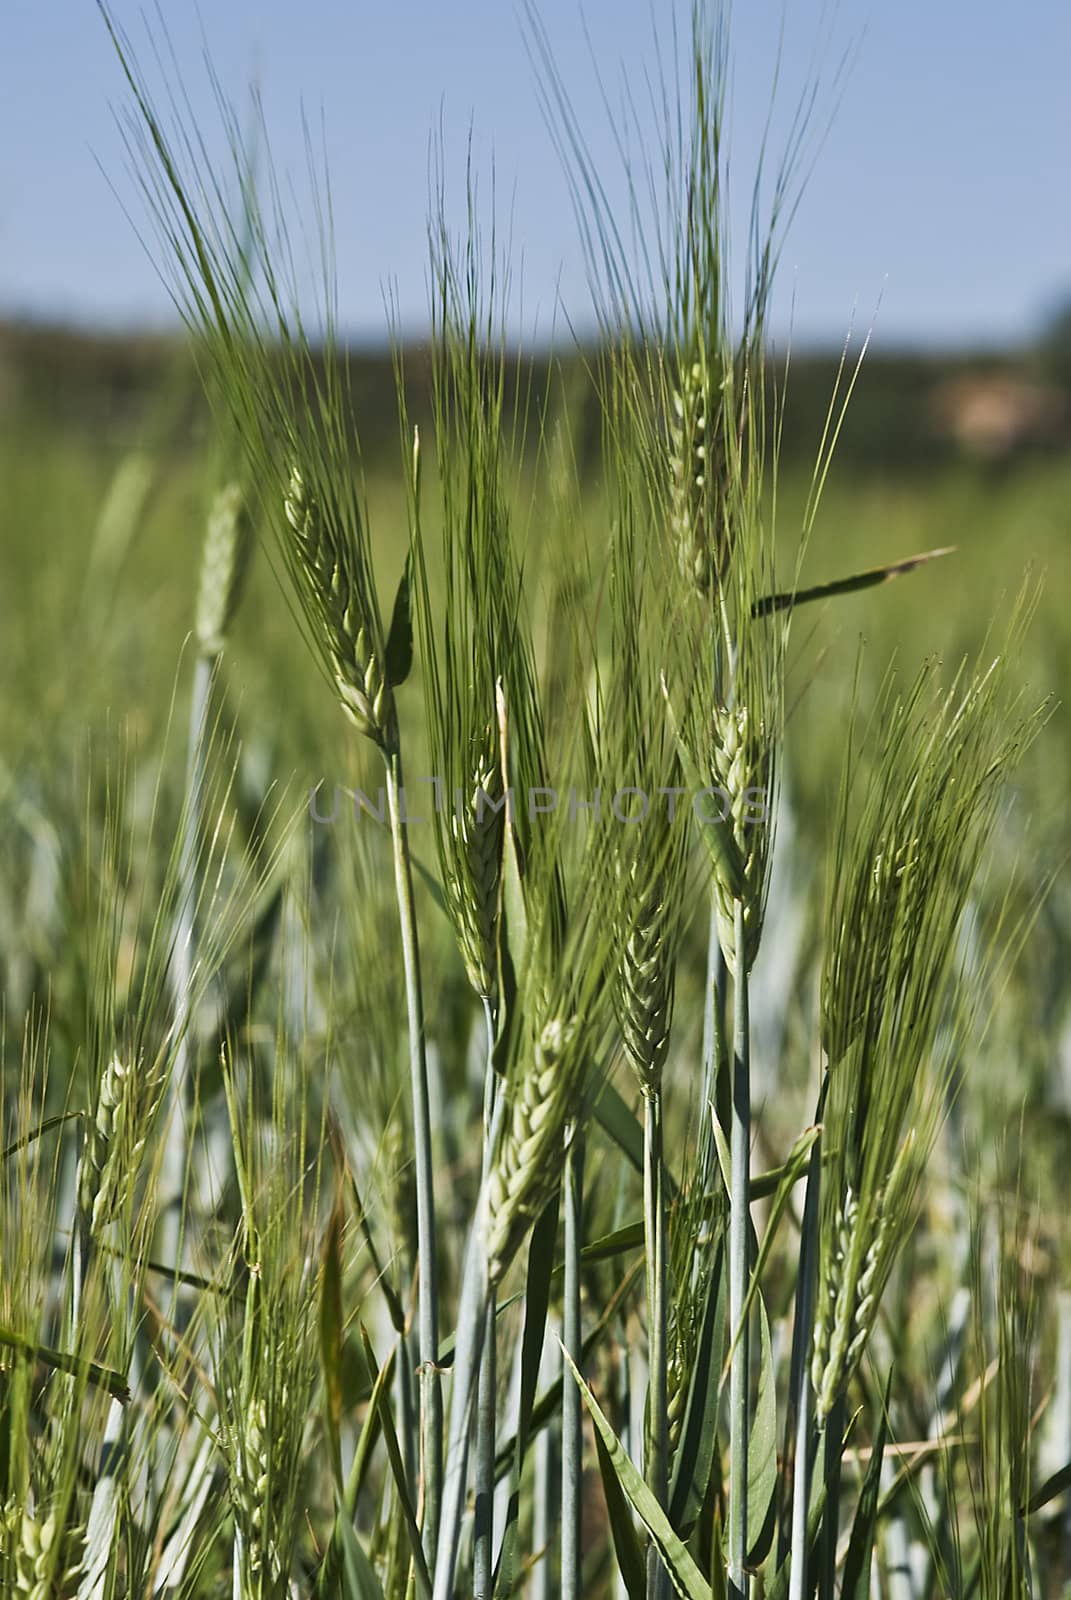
[644,1087,669,1600]
[474,997,499,1600]
[728,902,751,1600]
[819,1396,846,1600]
[562,1124,585,1600]
[431,1202,489,1600]
[397,1327,419,1494]
[474,1296,497,1596]
[385,746,442,1559]
[431,1054,507,1600]
[786,1137,822,1600]
[533,1352,559,1600]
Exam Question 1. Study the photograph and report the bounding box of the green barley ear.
[485,1010,582,1286]
[670,354,724,596]
[76,1050,151,1240]
[615,840,685,1096]
[812,625,1047,1420]
[195,479,254,658]
[283,463,397,751]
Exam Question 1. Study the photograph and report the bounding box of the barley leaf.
[765,1465,828,1600]
[742,1126,821,1335]
[360,1326,433,1600]
[584,1140,811,1275]
[580,1219,644,1263]
[328,1499,387,1600]
[841,1373,893,1600]
[342,1335,375,1408]
[321,1200,346,1489]
[344,1341,397,1519]
[434,1292,525,1370]
[493,1258,645,1481]
[593,1081,681,1198]
[746,1292,778,1566]
[0,1324,129,1402]
[2,1110,82,1162]
[751,546,956,619]
[594,1082,646,1177]
[409,853,450,922]
[752,1147,815,1202]
[669,1239,726,1537]
[385,552,414,687]
[560,1347,712,1600]
[495,1190,560,1597]
[711,1113,732,1197]
[1023,1461,1071,1516]
[593,1421,647,1600]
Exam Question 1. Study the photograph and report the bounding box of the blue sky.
[2,1,1069,349]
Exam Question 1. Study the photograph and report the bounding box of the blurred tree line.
[2,314,1069,476]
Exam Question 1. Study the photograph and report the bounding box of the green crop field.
[2,6,1071,1598]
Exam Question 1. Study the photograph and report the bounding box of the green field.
[3,319,1070,1595]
